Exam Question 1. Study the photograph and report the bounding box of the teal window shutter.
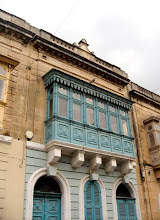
[84,181,102,220]
[117,199,127,219]
[117,198,137,220]
[127,199,137,220]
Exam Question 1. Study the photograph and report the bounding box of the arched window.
[84,181,102,220]
[33,176,61,220]
[116,183,137,220]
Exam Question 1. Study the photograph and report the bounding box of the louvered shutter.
[85,182,93,220]
[94,183,101,220]
[127,199,137,220]
[84,181,102,220]
[117,199,127,220]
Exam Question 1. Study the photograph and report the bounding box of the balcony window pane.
[110,115,118,132]
[0,80,4,99]
[98,102,105,108]
[59,98,67,117]
[86,97,93,104]
[49,99,53,117]
[109,106,116,112]
[121,119,128,135]
[99,111,106,129]
[87,108,94,125]
[149,133,155,146]
[0,67,6,76]
[73,103,81,121]
[120,110,126,116]
[73,92,80,100]
[59,87,67,95]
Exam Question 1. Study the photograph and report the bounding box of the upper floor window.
[0,65,7,100]
[144,117,160,148]
[46,83,131,137]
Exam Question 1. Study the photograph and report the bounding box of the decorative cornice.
[0,54,19,69]
[130,82,160,107]
[34,37,130,87]
[43,69,133,110]
[0,17,34,46]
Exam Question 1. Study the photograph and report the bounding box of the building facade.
[0,9,159,220]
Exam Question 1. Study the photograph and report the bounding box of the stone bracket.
[47,147,61,165]
[72,151,85,168]
[90,155,102,171]
[105,158,117,173]
[121,160,133,175]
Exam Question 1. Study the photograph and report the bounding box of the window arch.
[84,180,102,220]
[112,178,141,220]
[33,176,62,219]
[25,168,71,220]
[79,176,107,220]
[116,183,137,220]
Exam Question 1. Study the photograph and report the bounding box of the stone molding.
[130,82,160,107]
[0,135,12,144]
[112,178,141,220]
[26,141,46,151]
[25,167,71,220]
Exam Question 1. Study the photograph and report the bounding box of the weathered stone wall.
[131,96,160,220]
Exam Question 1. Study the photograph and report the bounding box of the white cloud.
[0,0,160,94]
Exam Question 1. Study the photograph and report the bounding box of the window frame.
[0,62,8,102]
[46,82,132,137]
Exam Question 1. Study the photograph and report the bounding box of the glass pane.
[121,119,128,135]
[99,111,106,129]
[86,97,93,104]
[73,103,81,121]
[109,106,116,112]
[98,102,104,108]
[73,92,80,100]
[149,133,155,146]
[0,67,6,76]
[49,99,53,117]
[59,98,67,117]
[120,110,126,116]
[110,115,118,132]
[0,80,4,99]
[87,108,94,125]
[156,132,160,144]
[59,86,67,95]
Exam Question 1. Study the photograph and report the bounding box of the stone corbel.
[47,147,61,165]
[90,155,102,171]
[105,158,117,173]
[121,160,133,175]
[72,151,85,168]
